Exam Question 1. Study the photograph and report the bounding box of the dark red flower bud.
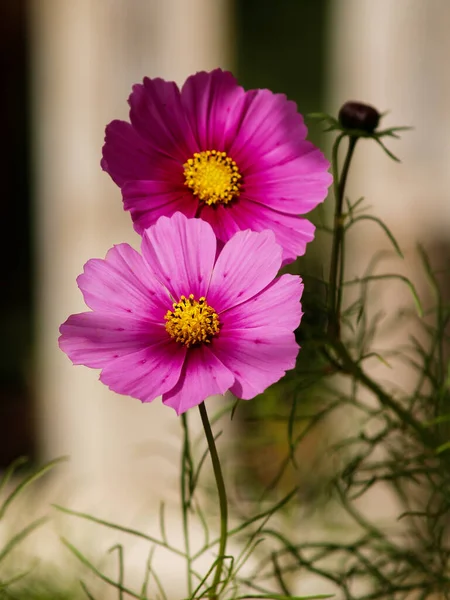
[338,101,380,134]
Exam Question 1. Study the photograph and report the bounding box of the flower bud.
[338,101,380,134]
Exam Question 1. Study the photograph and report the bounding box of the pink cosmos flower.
[59,212,303,415]
[101,69,332,264]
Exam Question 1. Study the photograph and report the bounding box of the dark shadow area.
[0,0,34,466]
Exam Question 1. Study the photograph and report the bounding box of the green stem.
[333,339,436,448]
[198,401,228,599]
[181,413,193,596]
[328,134,358,340]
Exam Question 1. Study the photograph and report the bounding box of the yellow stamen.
[183,150,242,206]
[165,294,220,348]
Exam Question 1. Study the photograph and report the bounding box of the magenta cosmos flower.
[59,212,303,415]
[101,69,332,264]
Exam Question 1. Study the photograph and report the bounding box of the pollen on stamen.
[164,294,220,348]
[183,150,242,206]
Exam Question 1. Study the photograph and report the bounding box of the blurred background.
[1,0,450,595]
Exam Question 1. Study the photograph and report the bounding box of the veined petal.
[141,212,216,300]
[101,120,158,187]
[197,203,241,242]
[228,199,316,264]
[162,345,234,415]
[123,180,198,235]
[78,243,170,321]
[181,69,246,151]
[244,147,332,213]
[59,313,165,369]
[100,340,186,403]
[228,90,307,171]
[212,327,299,400]
[207,229,282,313]
[129,77,198,160]
[220,274,303,331]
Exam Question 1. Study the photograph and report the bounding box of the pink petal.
[100,340,186,403]
[141,212,216,300]
[212,327,299,400]
[207,229,282,313]
[220,274,303,331]
[162,345,234,415]
[129,77,198,161]
[123,179,186,205]
[228,199,316,264]
[59,312,165,369]
[77,244,170,321]
[101,120,161,187]
[228,90,308,172]
[181,69,246,151]
[244,147,332,214]
[197,203,241,242]
[123,181,198,235]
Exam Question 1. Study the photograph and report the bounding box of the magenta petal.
[123,179,186,204]
[228,90,307,171]
[207,229,282,313]
[59,313,165,369]
[212,327,299,400]
[141,212,216,300]
[101,120,158,187]
[100,340,186,403]
[123,180,198,235]
[181,69,246,151]
[221,274,303,331]
[244,148,332,214]
[229,199,316,264]
[129,77,198,161]
[162,345,234,415]
[197,203,241,242]
[78,243,169,321]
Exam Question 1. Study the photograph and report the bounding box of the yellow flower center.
[165,294,220,348]
[183,150,242,206]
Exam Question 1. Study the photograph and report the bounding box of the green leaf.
[54,504,186,558]
[345,215,404,258]
[108,544,124,600]
[233,595,334,600]
[0,517,48,564]
[80,581,97,600]
[0,567,34,590]
[0,456,28,498]
[158,502,168,546]
[343,274,423,316]
[0,457,67,520]
[359,352,393,369]
[61,537,141,600]
[423,414,450,427]
[436,441,450,455]
[374,137,401,162]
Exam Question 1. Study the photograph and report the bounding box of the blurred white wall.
[328,0,450,245]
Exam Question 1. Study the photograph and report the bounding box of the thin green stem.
[198,401,228,600]
[328,134,358,340]
[332,339,436,448]
[181,413,193,596]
